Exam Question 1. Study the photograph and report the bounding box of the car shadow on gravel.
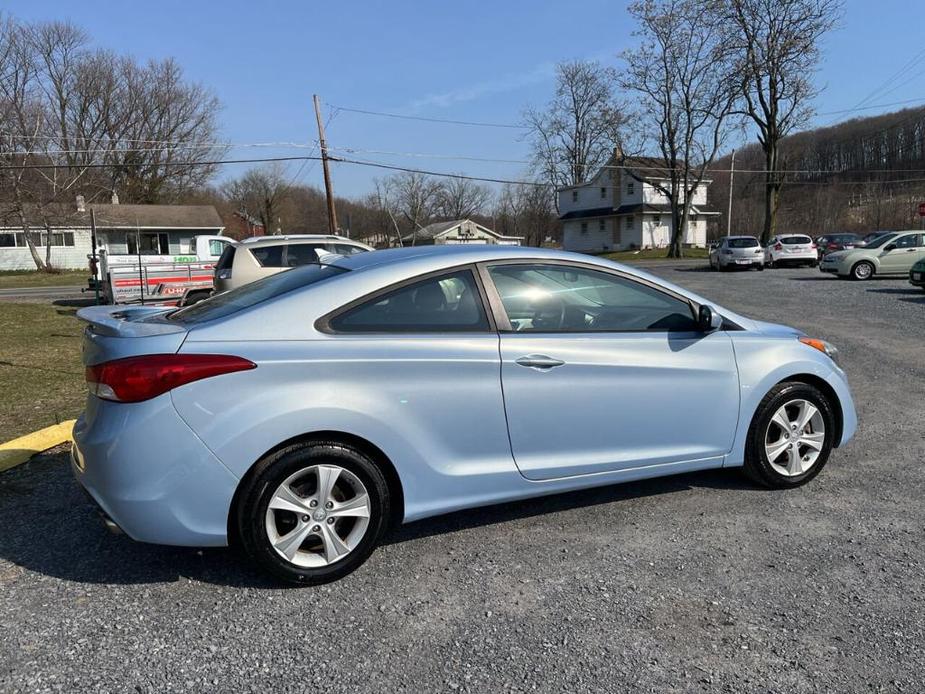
[387,467,755,546]
[0,451,276,589]
[0,450,760,588]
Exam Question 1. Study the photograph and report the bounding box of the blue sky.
[4,0,921,197]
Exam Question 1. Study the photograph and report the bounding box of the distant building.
[0,199,225,271]
[222,210,266,240]
[559,151,718,252]
[400,219,523,246]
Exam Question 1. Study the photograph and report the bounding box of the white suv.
[213,235,373,293]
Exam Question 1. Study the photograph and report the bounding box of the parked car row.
[708,230,925,288]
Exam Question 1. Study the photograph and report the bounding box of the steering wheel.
[531,295,566,330]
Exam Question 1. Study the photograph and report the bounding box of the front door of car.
[880,233,925,273]
[483,262,740,481]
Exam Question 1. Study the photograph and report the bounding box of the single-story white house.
[400,219,523,246]
[0,198,224,271]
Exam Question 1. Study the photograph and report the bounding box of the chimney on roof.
[75,195,86,212]
[111,190,119,205]
[612,145,623,163]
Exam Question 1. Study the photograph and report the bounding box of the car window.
[285,244,321,266]
[327,243,367,256]
[330,270,489,332]
[864,233,896,249]
[249,244,286,267]
[892,234,923,249]
[487,263,697,333]
[781,236,812,244]
[169,264,347,324]
[727,238,759,248]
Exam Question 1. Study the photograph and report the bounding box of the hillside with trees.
[711,105,925,238]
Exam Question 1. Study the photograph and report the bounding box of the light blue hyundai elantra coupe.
[73,245,856,584]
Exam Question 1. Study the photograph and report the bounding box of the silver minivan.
[214,235,373,293]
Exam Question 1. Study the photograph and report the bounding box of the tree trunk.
[762,144,779,245]
[43,218,54,270]
[11,180,47,271]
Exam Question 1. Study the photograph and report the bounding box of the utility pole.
[313,94,339,235]
[726,148,736,237]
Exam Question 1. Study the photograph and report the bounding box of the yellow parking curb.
[0,420,76,473]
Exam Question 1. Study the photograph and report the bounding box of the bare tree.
[495,182,559,247]
[725,0,842,243]
[622,0,739,257]
[0,15,226,268]
[389,171,442,239]
[436,177,492,219]
[224,163,289,234]
[524,60,628,200]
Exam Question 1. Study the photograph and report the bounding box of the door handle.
[515,354,565,370]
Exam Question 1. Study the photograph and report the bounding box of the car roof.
[722,235,759,241]
[326,244,573,273]
[238,234,366,245]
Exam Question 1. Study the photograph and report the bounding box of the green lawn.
[0,303,85,442]
[601,247,710,262]
[0,269,89,289]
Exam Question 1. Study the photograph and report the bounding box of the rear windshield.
[168,264,347,324]
[728,238,759,248]
[781,236,812,244]
[215,245,235,271]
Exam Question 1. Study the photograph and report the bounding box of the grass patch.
[601,248,710,262]
[0,303,84,442]
[0,269,89,289]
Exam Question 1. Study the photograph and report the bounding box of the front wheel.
[851,261,874,281]
[237,441,391,585]
[743,381,836,488]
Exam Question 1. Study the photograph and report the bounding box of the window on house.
[580,222,588,234]
[599,220,605,232]
[625,217,633,230]
[40,232,75,247]
[627,182,635,195]
[600,187,606,198]
[572,191,578,203]
[653,216,661,226]
[0,233,16,247]
[127,232,169,255]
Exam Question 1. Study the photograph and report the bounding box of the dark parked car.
[857,231,892,247]
[814,233,859,259]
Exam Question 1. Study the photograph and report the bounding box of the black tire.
[237,441,391,585]
[743,381,837,489]
[756,263,764,271]
[850,261,875,281]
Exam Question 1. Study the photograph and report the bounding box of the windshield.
[863,233,897,249]
[727,238,759,248]
[168,263,347,324]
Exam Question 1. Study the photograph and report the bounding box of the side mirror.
[697,304,722,332]
[884,243,896,252]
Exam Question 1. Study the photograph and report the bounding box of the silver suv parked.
[214,235,373,293]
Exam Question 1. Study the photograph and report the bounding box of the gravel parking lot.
[1,264,923,693]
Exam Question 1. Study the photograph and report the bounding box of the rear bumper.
[71,394,239,547]
[771,252,816,263]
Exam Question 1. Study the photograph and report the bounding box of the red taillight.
[811,243,817,249]
[86,354,256,403]
[774,243,782,250]
[827,243,837,249]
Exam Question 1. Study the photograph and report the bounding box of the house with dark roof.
[558,151,718,252]
[400,219,523,246]
[0,197,224,270]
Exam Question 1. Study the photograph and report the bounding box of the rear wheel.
[743,382,836,488]
[851,261,874,281]
[237,441,390,584]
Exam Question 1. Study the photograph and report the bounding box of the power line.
[817,96,925,116]
[329,103,527,130]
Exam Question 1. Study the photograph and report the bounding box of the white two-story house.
[558,153,718,252]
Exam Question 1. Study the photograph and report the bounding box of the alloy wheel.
[764,399,826,477]
[264,464,372,568]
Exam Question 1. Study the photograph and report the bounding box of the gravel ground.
[0,264,923,693]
